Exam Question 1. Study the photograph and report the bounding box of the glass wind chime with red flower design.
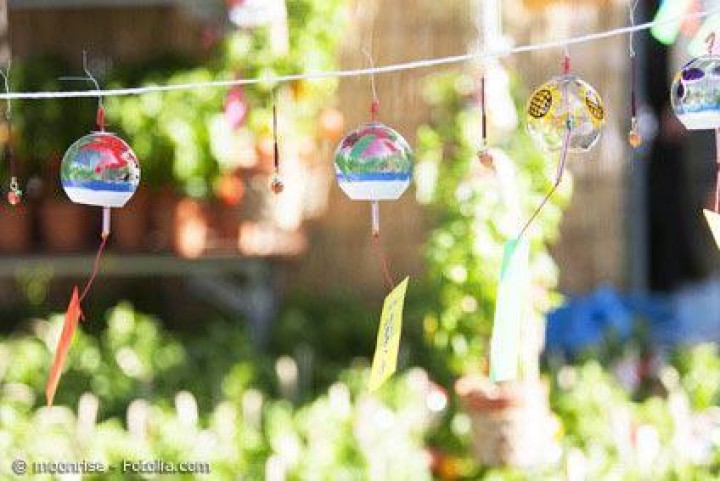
[332,51,413,390]
[46,60,141,406]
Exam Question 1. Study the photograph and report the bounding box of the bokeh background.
[2,0,720,480]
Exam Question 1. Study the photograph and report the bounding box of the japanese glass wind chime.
[333,49,412,391]
[489,46,606,382]
[46,58,141,405]
[671,29,720,248]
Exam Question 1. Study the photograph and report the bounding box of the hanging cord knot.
[362,48,380,122]
[370,99,380,121]
[96,105,106,132]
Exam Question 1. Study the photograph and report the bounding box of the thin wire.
[59,51,104,109]
[362,47,380,120]
[82,51,103,110]
[272,100,279,173]
[517,126,571,239]
[629,0,639,126]
[480,74,487,146]
[0,5,716,101]
[628,0,639,57]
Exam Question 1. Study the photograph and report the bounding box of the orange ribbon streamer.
[45,234,108,406]
[45,287,82,406]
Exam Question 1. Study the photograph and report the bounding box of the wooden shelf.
[0,253,270,278]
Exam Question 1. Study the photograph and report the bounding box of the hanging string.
[518,127,571,239]
[362,47,380,121]
[270,99,284,194]
[361,27,395,290]
[477,71,493,167]
[371,229,396,291]
[480,74,487,145]
[0,66,21,206]
[628,0,642,148]
[0,6,713,101]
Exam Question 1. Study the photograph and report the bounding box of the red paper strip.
[45,286,82,406]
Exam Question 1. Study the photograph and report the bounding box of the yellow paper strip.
[704,209,720,250]
[368,277,410,391]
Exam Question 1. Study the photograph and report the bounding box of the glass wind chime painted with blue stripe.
[672,31,720,247]
[332,51,413,290]
[46,57,141,406]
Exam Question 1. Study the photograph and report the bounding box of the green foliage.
[105,0,346,197]
[672,344,720,410]
[0,304,435,481]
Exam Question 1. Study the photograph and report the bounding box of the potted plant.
[11,55,98,253]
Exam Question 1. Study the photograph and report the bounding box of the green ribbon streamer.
[489,237,529,382]
[651,0,692,46]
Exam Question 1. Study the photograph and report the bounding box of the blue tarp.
[545,277,720,355]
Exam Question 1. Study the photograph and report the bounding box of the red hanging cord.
[46,228,108,406]
[480,75,487,144]
[370,99,380,122]
[273,104,279,173]
[630,54,637,121]
[270,101,284,194]
[477,72,493,167]
[79,233,108,303]
[371,231,395,291]
[363,48,380,122]
[96,106,106,132]
[628,53,642,148]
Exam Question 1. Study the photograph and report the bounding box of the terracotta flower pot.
[147,188,179,252]
[0,204,33,253]
[255,136,276,174]
[455,375,558,468]
[209,202,241,252]
[112,187,150,252]
[317,108,344,143]
[40,200,90,253]
[173,198,208,258]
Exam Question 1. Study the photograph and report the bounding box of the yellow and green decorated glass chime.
[489,52,605,383]
[522,53,605,235]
